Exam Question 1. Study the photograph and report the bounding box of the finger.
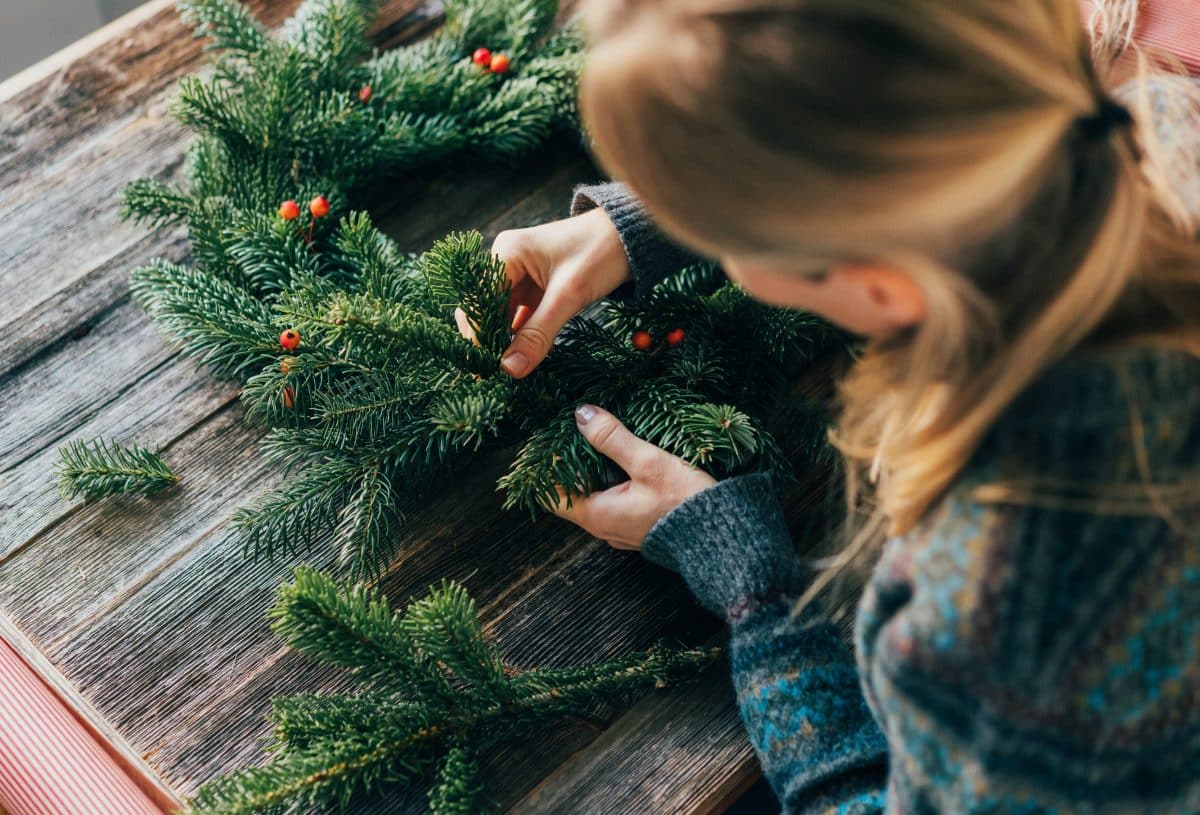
[607,538,640,551]
[555,483,643,549]
[453,308,481,346]
[504,275,544,325]
[552,485,599,533]
[492,234,547,297]
[490,241,547,327]
[573,405,663,478]
[500,288,579,378]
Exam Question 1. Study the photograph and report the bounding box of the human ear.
[836,262,928,332]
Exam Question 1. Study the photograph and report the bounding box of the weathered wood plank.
[510,662,761,815]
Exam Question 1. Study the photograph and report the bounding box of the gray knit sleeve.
[641,471,810,619]
[570,181,708,299]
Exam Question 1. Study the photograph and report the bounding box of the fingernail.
[511,304,533,332]
[575,404,598,425]
[501,352,528,377]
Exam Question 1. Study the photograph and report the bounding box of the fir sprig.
[56,439,179,501]
[186,568,722,814]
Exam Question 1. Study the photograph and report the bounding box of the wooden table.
[0,1,827,811]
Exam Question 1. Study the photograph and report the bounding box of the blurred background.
[1,0,148,81]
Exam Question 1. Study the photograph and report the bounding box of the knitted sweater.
[569,169,1200,810]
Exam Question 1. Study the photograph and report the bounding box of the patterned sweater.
[569,119,1200,811]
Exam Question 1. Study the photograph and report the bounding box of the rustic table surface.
[0,1,829,811]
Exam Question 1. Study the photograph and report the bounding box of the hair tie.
[1076,98,1134,141]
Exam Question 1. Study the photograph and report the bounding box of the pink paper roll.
[1081,0,1200,75]
[0,638,163,815]
[1139,0,1200,75]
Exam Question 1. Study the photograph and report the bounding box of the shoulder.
[971,345,1200,486]
[857,348,1200,795]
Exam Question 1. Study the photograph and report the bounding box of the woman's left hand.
[554,404,717,550]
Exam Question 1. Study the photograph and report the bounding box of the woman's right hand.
[455,207,631,378]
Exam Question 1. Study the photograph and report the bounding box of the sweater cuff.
[641,472,810,620]
[570,182,705,299]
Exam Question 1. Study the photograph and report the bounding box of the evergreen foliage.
[56,439,179,500]
[122,0,850,577]
[186,568,722,814]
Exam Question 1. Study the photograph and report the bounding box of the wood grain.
[0,0,795,811]
[510,657,761,815]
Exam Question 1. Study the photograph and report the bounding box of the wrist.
[575,207,632,296]
[641,472,810,620]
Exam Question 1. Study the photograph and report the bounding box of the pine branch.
[332,462,401,577]
[428,747,492,815]
[333,211,422,300]
[233,456,356,562]
[172,74,262,153]
[427,376,513,451]
[622,385,754,469]
[130,258,280,378]
[310,369,435,449]
[179,0,270,55]
[400,580,511,697]
[56,439,178,501]
[121,178,194,228]
[186,730,432,815]
[277,287,497,375]
[270,691,422,754]
[498,413,619,514]
[271,568,457,701]
[283,0,379,80]
[189,570,722,814]
[225,211,322,294]
[421,231,511,357]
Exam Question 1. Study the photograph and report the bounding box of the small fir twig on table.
[55,438,179,501]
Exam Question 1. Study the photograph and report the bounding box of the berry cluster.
[472,47,510,74]
[632,327,686,351]
[277,195,330,221]
[278,195,331,244]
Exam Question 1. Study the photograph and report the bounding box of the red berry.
[358,85,372,103]
[309,195,330,218]
[472,47,492,66]
[278,200,300,220]
[282,386,295,410]
[666,328,686,346]
[280,329,301,351]
[511,304,533,333]
[632,330,653,351]
[489,54,510,74]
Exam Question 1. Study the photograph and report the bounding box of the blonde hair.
[579,0,1200,612]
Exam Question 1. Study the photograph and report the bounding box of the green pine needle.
[56,439,179,501]
[179,0,270,55]
[188,568,722,814]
